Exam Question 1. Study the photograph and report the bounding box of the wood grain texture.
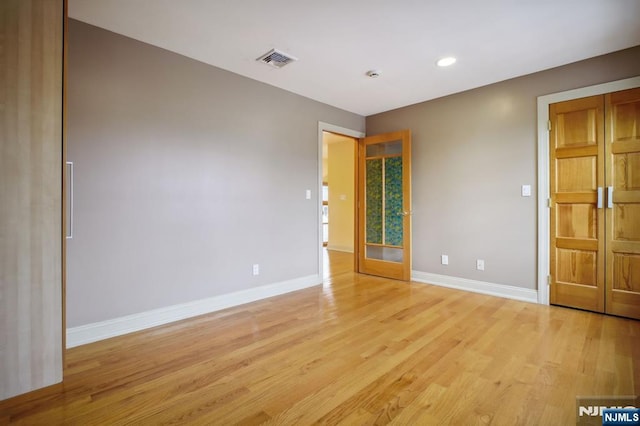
[1,250,638,424]
[0,0,64,400]
[605,87,640,320]
[550,96,605,312]
[62,0,68,367]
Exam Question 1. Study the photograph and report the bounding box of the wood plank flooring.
[1,249,638,425]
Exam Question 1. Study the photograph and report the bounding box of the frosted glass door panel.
[366,246,404,262]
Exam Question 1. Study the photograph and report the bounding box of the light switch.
[305,189,311,200]
[521,185,531,197]
[340,194,347,201]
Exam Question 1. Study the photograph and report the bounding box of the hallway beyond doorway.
[323,248,353,280]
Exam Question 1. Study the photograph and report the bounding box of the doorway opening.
[547,88,640,320]
[322,130,358,279]
[317,123,413,282]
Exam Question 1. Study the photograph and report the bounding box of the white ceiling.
[69,0,640,116]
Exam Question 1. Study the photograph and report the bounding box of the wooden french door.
[357,130,411,281]
[549,88,640,320]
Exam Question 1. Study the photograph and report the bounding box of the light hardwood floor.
[1,250,638,425]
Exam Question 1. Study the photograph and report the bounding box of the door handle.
[66,161,73,239]
[597,187,603,209]
[607,186,613,209]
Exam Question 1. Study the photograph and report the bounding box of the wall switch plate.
[252,264,260,276]
[305,189,311,200]
[441,254,449,265]
[476,259,485,271]
[521,185,531,197]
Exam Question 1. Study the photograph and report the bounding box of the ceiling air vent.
[256,48,298,69]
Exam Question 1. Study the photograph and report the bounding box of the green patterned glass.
[365,158,383,244]
[384,156,403,246]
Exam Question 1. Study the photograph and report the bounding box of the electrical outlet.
[476,259,485,271]
[441,254,449,265]
[252,264,260,276]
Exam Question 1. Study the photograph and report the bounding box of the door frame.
[536,76,640,306]
[317,122,365,279]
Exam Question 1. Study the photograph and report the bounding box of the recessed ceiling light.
[436,57,457,67]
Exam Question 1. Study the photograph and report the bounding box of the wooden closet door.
[605,88,640,320]
[0,0,64,400]
[549,96,605,312]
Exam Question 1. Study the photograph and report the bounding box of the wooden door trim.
[317,122,364,280]
[353,138,360,273]
[537,76,640,305]
[62,0,68,364]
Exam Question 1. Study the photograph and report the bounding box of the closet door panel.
[0,0,64,400]
[605,88,640,320]
[549,96,605,312]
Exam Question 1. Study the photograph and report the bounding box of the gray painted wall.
[66,20,364,327]
[367,46,640,290]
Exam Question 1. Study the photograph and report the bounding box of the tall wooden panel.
[549,96,605,312]
[0,0,64,400]
[605,88,640,320]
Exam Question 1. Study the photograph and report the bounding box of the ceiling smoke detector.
[366,70,382,78]
[256,48,298,68]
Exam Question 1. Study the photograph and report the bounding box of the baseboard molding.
[66,274,322,348]
[326,245,354,254]
[411,271,538,304]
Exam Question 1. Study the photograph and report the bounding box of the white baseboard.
[411,271,538,304]
[326,245,354,253]
[66,274,322,348]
